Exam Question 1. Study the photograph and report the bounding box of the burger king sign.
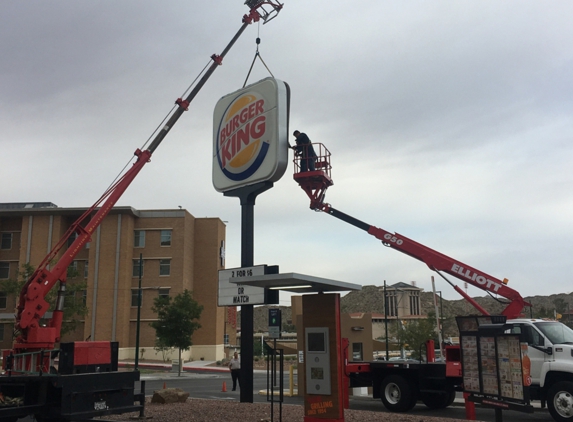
[213,77,290,192]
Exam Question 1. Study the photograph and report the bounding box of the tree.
[401,314,438,360]
[0,263,88,338]
[253,336,263,357]
[533,305,554,320]
[553,298,568,315]
[153,336,174,363]
[150,289,203,376]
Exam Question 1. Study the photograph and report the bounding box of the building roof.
[388,281,422,291]
[0,202,58,209]
[0,205,196,219]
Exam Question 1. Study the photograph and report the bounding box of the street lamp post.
[439,291,444,346]
[431,277,444,360]
[384,280,389,360]
[134,253,143,371]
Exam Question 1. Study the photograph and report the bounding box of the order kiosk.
[305,327,332,395]
[301,293,344,422]
[229,272,360,422]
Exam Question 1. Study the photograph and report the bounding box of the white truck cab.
[505,318,573,422]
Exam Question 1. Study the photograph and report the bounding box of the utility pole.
[431,276,444,360]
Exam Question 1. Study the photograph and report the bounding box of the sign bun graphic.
[213,78,290,192]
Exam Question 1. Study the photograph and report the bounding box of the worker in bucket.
[293,130,317,172]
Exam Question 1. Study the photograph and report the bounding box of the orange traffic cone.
[221,381,227,392]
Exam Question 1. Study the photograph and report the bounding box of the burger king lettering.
[212,77,289,193]
[219,99,265,144]
[215,94,270,181]
[219,114,266,168]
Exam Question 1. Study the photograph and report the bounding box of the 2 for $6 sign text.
[218,266,265,306]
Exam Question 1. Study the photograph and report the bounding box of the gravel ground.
[101,398,475,422]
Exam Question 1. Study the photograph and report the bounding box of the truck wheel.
[548,381,573,422]
[421,389,456,409]
[380,374,417,412]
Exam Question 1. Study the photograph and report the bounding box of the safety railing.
[293,142,332,179]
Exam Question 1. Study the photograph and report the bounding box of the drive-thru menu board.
[497,336,525,400]
[457,316,527,403]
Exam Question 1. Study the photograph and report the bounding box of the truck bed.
[0,370,144,421]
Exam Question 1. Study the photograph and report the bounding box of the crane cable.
[243,21,275,88]
[106,20,273,195]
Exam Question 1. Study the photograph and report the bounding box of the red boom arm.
[14,1,284,353]
[15,149,151,350]
[321,204,530,319]
[292,144,530,319]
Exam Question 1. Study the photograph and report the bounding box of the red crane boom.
[293,143,530,319]
[12,0,284,356]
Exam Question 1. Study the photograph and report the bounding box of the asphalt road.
[138,369,553,422]
[13,369,552,421]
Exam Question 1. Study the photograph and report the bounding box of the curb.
[118,362,229,373]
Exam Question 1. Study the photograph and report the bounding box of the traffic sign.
[268,308,282,339]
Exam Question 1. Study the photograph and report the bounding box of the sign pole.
[225,181,273,403]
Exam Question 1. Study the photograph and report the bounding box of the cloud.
[2,0,573,304]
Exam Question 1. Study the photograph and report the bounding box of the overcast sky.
[2,1,572,307]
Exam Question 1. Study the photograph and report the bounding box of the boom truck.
[293,143,573,422]
[0,2,283,421]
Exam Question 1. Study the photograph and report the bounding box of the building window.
[1,233,12,250]
[0,292,6,309]
[82,290,87,306]
[67,232,78,248]
[84,261,89,278]
[158,288,170,299]
[0,324,4,341]
[159,259,171,276]
[160,230,172,246]
[69,260,78,275]
[64,290,77,308]
[409,292,420,316]
[386,293,398,317]
[131,290,140,307]
[352,343,363,361]
[224,334,229,345]
[134,230,145,248]
[132,259,144,277]
[0,262,9,279]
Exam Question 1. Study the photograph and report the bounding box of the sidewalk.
[119,359,228,373]
[119,362,547,413]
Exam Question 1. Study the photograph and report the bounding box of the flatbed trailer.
[346,352,462,412]
[0,371,144,422]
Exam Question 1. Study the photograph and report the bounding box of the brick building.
[0,203,233,361]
